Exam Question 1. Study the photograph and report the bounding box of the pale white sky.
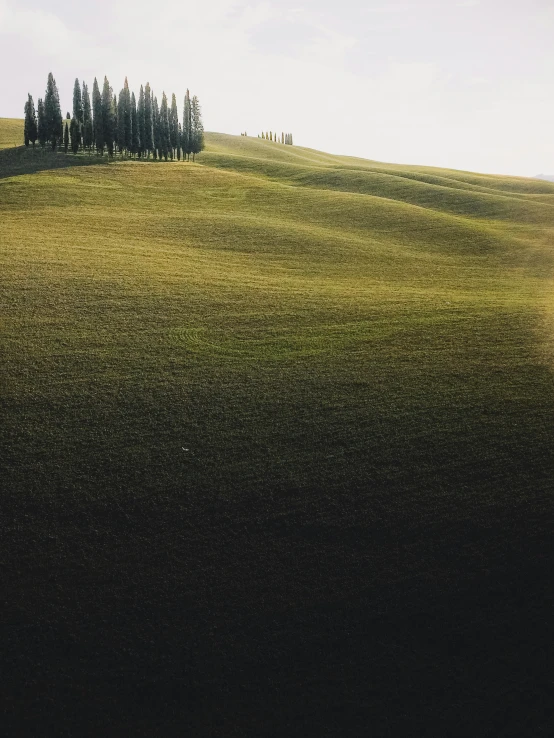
[1,0,553,176]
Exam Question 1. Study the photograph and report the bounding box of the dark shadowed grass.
[1,119,554,736]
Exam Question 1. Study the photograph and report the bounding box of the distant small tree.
[63,121,69,153]
[24,94,38,147]
[66,112,71,120]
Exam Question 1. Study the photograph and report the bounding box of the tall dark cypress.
[70,117,80,154]
[112,93,118,156]
[137,85,146,158]
[177,122,182,161]
[152,95,160,160]
[101,77,113,156]
[169,93,179,159]
[117,86,126,155]
[144,82,154,157]
[24,94,38,147]
[64,121,69,153]
[190,95,205,161]
[44,72,63,150]
[73,78,83,131]
[130,92,139,157]
[182,89,192,161]
[92,77,104,155]
[82,82,93,154]
[160,92,170,161]
[37,98,47,148]
[123,77,132,153]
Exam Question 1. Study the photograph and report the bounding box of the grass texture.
[2,118,554,736]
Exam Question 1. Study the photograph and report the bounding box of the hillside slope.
[2,119,554,736]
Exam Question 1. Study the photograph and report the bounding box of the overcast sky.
[1,0,553,176]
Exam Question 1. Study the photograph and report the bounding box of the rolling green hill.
[0,117,24,149]
[2,117,554,736]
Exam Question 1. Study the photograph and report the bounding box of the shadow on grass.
[0,145,111,180]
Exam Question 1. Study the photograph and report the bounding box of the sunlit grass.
[2,117,554,735]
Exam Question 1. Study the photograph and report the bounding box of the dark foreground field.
[2,121,554,735]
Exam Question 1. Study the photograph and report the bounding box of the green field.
[2,117,554,736]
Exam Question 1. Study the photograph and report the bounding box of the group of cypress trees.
[24,73,205,161]
[24,73,63,150]
[259,131,293,145]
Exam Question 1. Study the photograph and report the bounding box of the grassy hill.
[2,117,554,736]
[0,117,24,149]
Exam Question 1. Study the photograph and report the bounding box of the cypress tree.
[92,77,103,155]
[117,86,126,155]
[37,98,47,148]
[24,94,38,147]
[182,89,192,161]
[130,92,139,157]
[64,121,69,153]
[44,72,63,150]
[177,122,182,161]
[170,93,179,159]
[152,95,160,160]
[73,78,83,132]
[160,92,170,161]
[111,93,118,156]
[82,82,93,154]
[190,95,205,162]
[101,77,113,156]
[137,85,146,158]
[123,77,132,153]
[144,83,154,157]
[70,117,80,154]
